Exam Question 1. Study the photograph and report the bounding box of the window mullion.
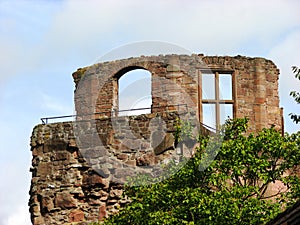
[232,71,237,118]
[215,72,220,128]
[198,70,203,123]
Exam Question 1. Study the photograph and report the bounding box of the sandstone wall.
[29,121,113,225]
[29,111,199,225]
[72,55,201,118]
[72,54,282,133]
[29,54,283,224]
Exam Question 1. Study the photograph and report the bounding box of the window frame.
[199,70,236,129]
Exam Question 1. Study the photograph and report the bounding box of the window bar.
[232,71,237,118]
[198,70,203,123]
[215,72,220,128]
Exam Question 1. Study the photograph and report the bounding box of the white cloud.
[0,162,31,225]
[20,0,299,66]
[41,93,74,115]
[0,0,65,83]
[6,204,31,225]
[0,39,25,82]
[268,30,300,133]
[268,31,300,92]
[2,0,300,76]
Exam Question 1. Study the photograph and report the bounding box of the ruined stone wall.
[29,111,196,225]
[29,54,283,224]
[72,54,282,133]
[72,55,201,118]
[29,122,110,225]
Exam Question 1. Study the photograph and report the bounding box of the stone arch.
[73,55,201,119]
[113,65,147,79]
[94,59,168,118]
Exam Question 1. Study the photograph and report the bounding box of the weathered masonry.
[72,54,283,132]
[29,54,283,225]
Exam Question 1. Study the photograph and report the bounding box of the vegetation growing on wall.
[100,118,300,225]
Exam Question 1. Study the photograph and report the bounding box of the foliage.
[289,66,300,123]
[101,118,300,225]
[174,118,194,144]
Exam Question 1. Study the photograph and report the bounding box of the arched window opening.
[118,69,152,116]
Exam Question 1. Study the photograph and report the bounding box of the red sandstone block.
[255,97,265,104]
[69,209,85,222]
[98,205,107,220]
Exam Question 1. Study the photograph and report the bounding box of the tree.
[289,66,300,123]
[102,118,300,225]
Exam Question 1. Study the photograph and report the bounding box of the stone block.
[83,173,106,187]
[166,64,180,72]
[98,205,107,220]
[55,192,77,209]
[69,209,85,222]
[152,132,175,155]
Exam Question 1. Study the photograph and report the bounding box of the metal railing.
[41,104,188,124]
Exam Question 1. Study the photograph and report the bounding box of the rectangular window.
[200,71,235,129]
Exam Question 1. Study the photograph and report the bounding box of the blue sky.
[0,0,299,224]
